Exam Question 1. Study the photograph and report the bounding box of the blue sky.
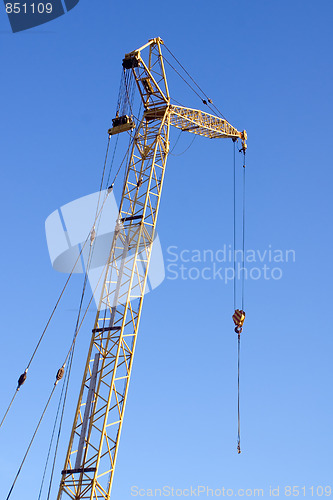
[0,1,332,499]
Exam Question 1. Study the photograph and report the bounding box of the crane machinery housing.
[57,37,247,500]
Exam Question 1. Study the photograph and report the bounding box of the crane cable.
[232,140,247,455]
[5,130,115,497]
[163,44,228,121]
[0,136,113,433]
[41,171,109,498]
[5,69,138,493]
[5,249,112,500]
[169,133,197,156]
[5,384,57,500]
[37,354,71,500]
[5,124,133,497]
[45,348,74,500]
[37,151,132,487]
[40,215,98,499]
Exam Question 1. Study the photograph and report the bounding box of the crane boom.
[57,38,246,500]
[145,104,246,140]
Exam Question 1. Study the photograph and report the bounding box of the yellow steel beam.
[144,105,246,142]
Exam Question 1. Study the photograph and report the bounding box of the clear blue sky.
[0,1,332,499]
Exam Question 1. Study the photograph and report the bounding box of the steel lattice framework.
[57,38,246,500]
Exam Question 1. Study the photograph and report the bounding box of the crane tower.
[57,37,246,500]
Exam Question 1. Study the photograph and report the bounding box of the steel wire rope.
[95,134,111,218]
[107,129,137,193]
[170,96,186,107]
[169,129,182,153]
[169,134,196,156]
[163,56,204,104]
[37,359,69,500]
[5,74,144,494]
[99,101,142,330]
[6,130,116,496]
[163,44,226,120]
[241,153,246,311]
[6,168,136,496]
[5,253,111,499]
[123,68,135,118]
[106,134,119,189]
[233,140,237,311]
[0,392,16,435]
[164,44,247,453]
[122,129,135,188]
[0,139,113,432]
[163,45,228,121]
[116,68,126,115]
[41,203,100,498]
[163,55,222,120]
[237,331,241,453]
[45,348,74,500]
[0,197,110,430]
[6,385,57,500]
[232,139,241,453]
[235,147,247,455]
[123,68,142,123]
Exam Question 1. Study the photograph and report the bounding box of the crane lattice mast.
[57,37,246,500]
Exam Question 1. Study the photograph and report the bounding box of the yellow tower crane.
[57,37,246,500]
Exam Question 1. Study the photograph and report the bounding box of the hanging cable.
[0,136,113,432]
[106,134,119,189]
[163,56,204,103]
[39,207,97,498]
[242,150,246,311]
[163,44,228,121]
[169,134,196,156]
[6,125,140,498]
[5,67,144,494]
[37,362,68,500]
[163,54,223,119]
[5,248,111,499]
[237,330,241,454]
[169,129,182,154]
[6,384,57,500]
[0,200,108,431]
[0,392,17,432]
[231,139,247,455]
[233,140,237,311]
[122,131,135,187]
[45,346,75,500]
[123,68,135,119]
